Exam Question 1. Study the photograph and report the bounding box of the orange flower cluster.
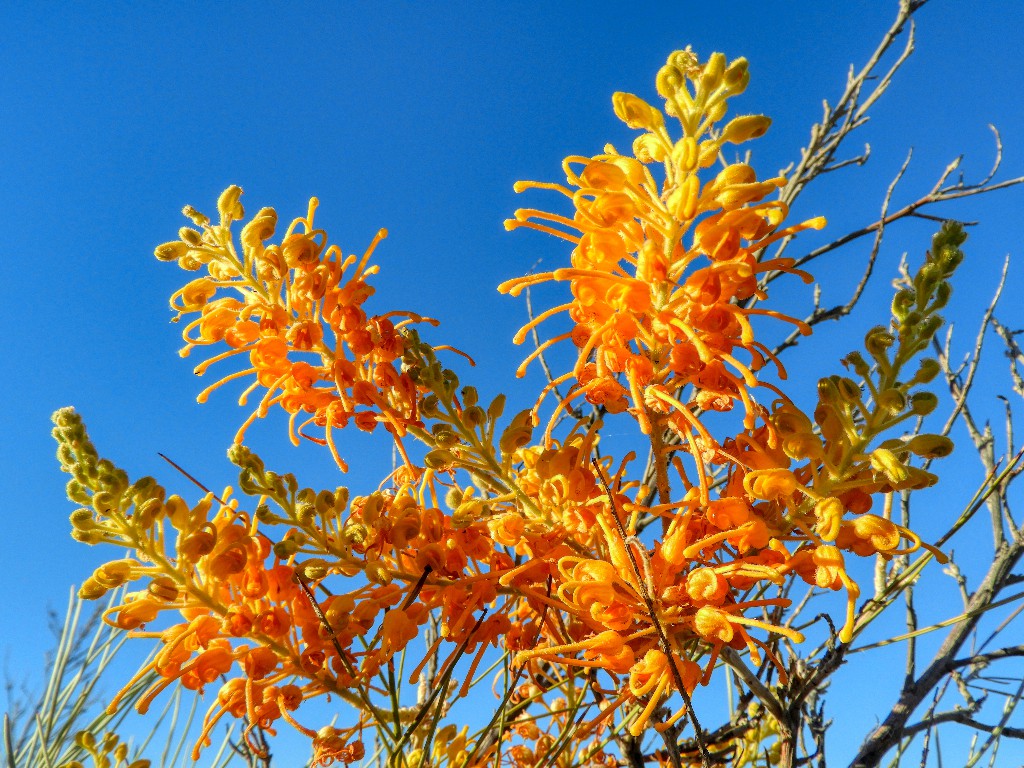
[157,189,434,470]
[55,47,966,767]
[499,49,824,454]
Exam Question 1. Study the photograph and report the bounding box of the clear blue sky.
[2,1,1022,764]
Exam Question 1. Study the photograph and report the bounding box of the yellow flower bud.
[240,207,278,248]
[499,410,534,455]
[69,508,95,530]
[216,185,244,222]
[612,92,665,131]
[154,241,189,262]
[870,448,909,483]
[343,521,368,546]
[656,63,685,99]
[670,136,698,172]
[181,204,209,226]
[814,497,845,541]
[365,559,392,585]
[721,114,772,144]
[178,226,203,246]
[700,52,726,91]
[298,558,330,580]
[876,388,907,415]
[75,731,97,750]
[78,577,108,600]
[147,576,179,602]
[723,57,750,91]
[632,133,667,163]
[743,468,798,501]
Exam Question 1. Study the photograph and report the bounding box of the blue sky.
[3,1,1023,764]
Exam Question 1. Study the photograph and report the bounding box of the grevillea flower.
[498,49,824,465]
[157,188,438,470]
[54,49,967,763]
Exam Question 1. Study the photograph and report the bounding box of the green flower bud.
[916,314,944,343]
[297,558,329,581]
[461,386,479,407]
[69,508,94,530]
[441,369,459,396]
[463,405,486,428]
[445,487,464,510]
[906,434,954,458]
[273,538,301,559]
[296,501,317,525]
[909,391,939,415]
[910,358,941,385]
[315,490,336,515]
[891,289,915,322]
[841,350,871,379]
[424,448,456,471]
[865,326,895,359]
[835,377,862,404]
[254,503,281,524]
[343,522,369,546]
[938,245,963,273]
[421,394,441,419]
[931,281,951,311]
[876,389,907,415]
[487,394,506,420]
[431,426,460,449]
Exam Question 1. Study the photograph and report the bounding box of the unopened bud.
[154,241,189,261]
[865,326,895,359]
[909,391,938,415]
[876,388,907,415]
[906,434,954,458]
[700,52,726,90]
[217,185,244,222]
[870,448,909,483]
[721,115,771,144]
[273,538,301,559]
[612,92,665,131]
[424,448,456,471]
